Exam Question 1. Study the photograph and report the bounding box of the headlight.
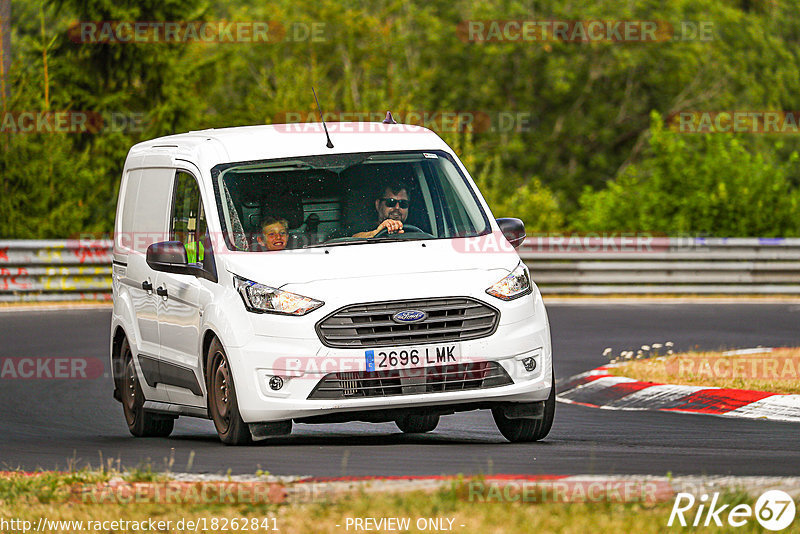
[233,275,324,315]
[486,262,532,301]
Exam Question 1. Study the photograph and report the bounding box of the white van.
[110,122,554,445]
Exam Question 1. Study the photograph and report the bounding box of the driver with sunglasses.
[352,181,411,238]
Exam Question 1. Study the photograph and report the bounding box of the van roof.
[129,122,452,165]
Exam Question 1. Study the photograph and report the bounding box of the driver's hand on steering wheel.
[376,219,404,235]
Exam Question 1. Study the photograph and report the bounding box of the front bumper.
[226,305,552,423]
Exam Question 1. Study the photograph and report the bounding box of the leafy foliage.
[576,113,800,236]
[1,0,799,237]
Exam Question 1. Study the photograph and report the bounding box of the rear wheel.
[207,338,251,445]
[492,372,556,443]
[120,339,174,438]
[395,413,440,433]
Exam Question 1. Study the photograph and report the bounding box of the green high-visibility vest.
[185,240,205,264]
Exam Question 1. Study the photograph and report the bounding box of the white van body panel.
[222,238,517,291]
[111,123,553,432]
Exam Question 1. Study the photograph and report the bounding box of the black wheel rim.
[123,352,138,426]
[212,352,231,431]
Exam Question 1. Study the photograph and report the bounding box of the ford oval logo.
[392,310,428,323]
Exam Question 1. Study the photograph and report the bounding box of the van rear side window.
[119,167,173,253]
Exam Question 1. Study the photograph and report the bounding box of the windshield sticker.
[423,153,438,159]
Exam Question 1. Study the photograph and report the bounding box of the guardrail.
[518,237,800,294]
[0,240,113,302]
[1,237,800,301]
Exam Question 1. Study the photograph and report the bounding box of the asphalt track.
[1,302,799,477]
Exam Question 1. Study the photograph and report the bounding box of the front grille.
[315,297,499,348]
[307,361,513,400]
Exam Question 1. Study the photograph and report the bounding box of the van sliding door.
[155,169,210,408]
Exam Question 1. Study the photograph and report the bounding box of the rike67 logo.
[668,490,796,530]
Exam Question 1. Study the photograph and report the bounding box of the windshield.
[211,150,491,251]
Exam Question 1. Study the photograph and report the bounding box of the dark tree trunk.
[0,0,9,99]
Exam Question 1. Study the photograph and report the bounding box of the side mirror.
[146,241,216,281]
[496,218,526,249]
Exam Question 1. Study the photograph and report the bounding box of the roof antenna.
[383,111,397,124]
[312,86,334,149]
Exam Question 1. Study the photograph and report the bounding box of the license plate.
[365,344,461,372]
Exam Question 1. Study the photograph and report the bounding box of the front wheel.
[492,372,556,443]
[207,338,252,445]
[120,338,174,438]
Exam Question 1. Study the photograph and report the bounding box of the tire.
[492,371,556,443]
[395,413,440,434]
[120,338,174,438]
[207,338,252,445]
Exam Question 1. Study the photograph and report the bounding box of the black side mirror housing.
[146,241,217,282]
[496,218,526,249]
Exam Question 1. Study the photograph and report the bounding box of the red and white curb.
[557,365,800,423]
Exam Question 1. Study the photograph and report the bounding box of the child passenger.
[257,217,289,251]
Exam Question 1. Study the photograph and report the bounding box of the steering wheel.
[372,224,428,238]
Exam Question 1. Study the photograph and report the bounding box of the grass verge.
[607,348,800,395]
[0,471,780,533]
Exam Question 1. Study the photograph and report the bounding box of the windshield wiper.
[367,235,428,244]
[306,235,429,248]
[305,239,369,248]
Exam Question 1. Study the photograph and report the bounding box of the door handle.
[141,281,153,291]
[156,286,168,298]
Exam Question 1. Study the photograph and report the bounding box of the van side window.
[426,160,479,237]
[171,171,207,263]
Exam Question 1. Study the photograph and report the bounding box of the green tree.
[2,0,800,237]
[576,113,800,236]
